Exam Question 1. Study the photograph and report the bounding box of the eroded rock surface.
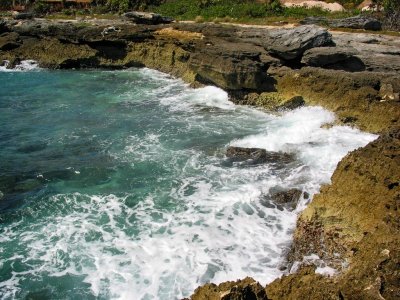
[1,17,399,300]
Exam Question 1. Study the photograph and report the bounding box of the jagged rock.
[301,46,365,72]
[263,25,333,60]
[277,96,305,110]
[330,15,382,31]
[190,277,268,300]
[226,147,295,165]
[271,189,303,210]
[123,11,174,25]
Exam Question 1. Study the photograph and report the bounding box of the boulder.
[264,25,333,60]
[123,11,174,25]
[271,188,303,211]
[330,16,382,31]
[301,46,365,72]
[226,146,295,165]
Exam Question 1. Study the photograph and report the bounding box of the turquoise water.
[0,67,376,299]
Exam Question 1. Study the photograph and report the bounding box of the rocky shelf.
[1,16,399,299]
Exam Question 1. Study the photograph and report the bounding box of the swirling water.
[0,67,376,299]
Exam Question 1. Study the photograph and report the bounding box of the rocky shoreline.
[1,16,399,299]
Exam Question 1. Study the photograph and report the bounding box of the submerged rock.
[271,189,303,211]
[226,147,295,165]
[123,11,174,25]
[263,25,333,60]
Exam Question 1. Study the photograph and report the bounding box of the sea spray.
[0,68,377,299]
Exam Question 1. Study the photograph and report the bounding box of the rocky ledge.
[1,17,399,299]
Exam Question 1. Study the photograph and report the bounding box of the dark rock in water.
[277,96,305,110]
[263,25,333,60]
[123,11,174,25]
[6,57,21,69]
[271,189,303,211]
[330,16,382,31]
[13,12,34,20]
[301,46,365,72]
[300,15,382,31]
[226,146,295,165]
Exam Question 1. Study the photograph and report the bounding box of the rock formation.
[0,16,399,299]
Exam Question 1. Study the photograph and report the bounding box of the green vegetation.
[151,0,360,22]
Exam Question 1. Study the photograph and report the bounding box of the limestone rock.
[276,96,305,110]
[263,25,333,60]
[123,11,174,25]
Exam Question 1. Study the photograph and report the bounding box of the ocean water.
[0,65,377,299]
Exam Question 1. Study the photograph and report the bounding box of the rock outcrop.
[0,17,399,299]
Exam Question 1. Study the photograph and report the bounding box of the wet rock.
[301,46,366,72]
[190,277,268,300]
[226,147,295,165]
[6,57,21,69]
[271,189,303,211]
[123,11,174,25]
[330,15,382,31]
[263,25,333,60]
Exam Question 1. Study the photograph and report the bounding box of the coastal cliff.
[1,17,399,299]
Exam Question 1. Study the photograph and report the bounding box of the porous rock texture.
[1,17,399,300]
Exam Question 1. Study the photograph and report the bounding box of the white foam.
[0,60,40,72]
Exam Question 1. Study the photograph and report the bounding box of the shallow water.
[0,66,376,299]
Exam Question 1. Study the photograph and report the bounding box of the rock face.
[263,25,333,60]
[123,11,174,24]
[226,147,295,165]
[301,46,365,72]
